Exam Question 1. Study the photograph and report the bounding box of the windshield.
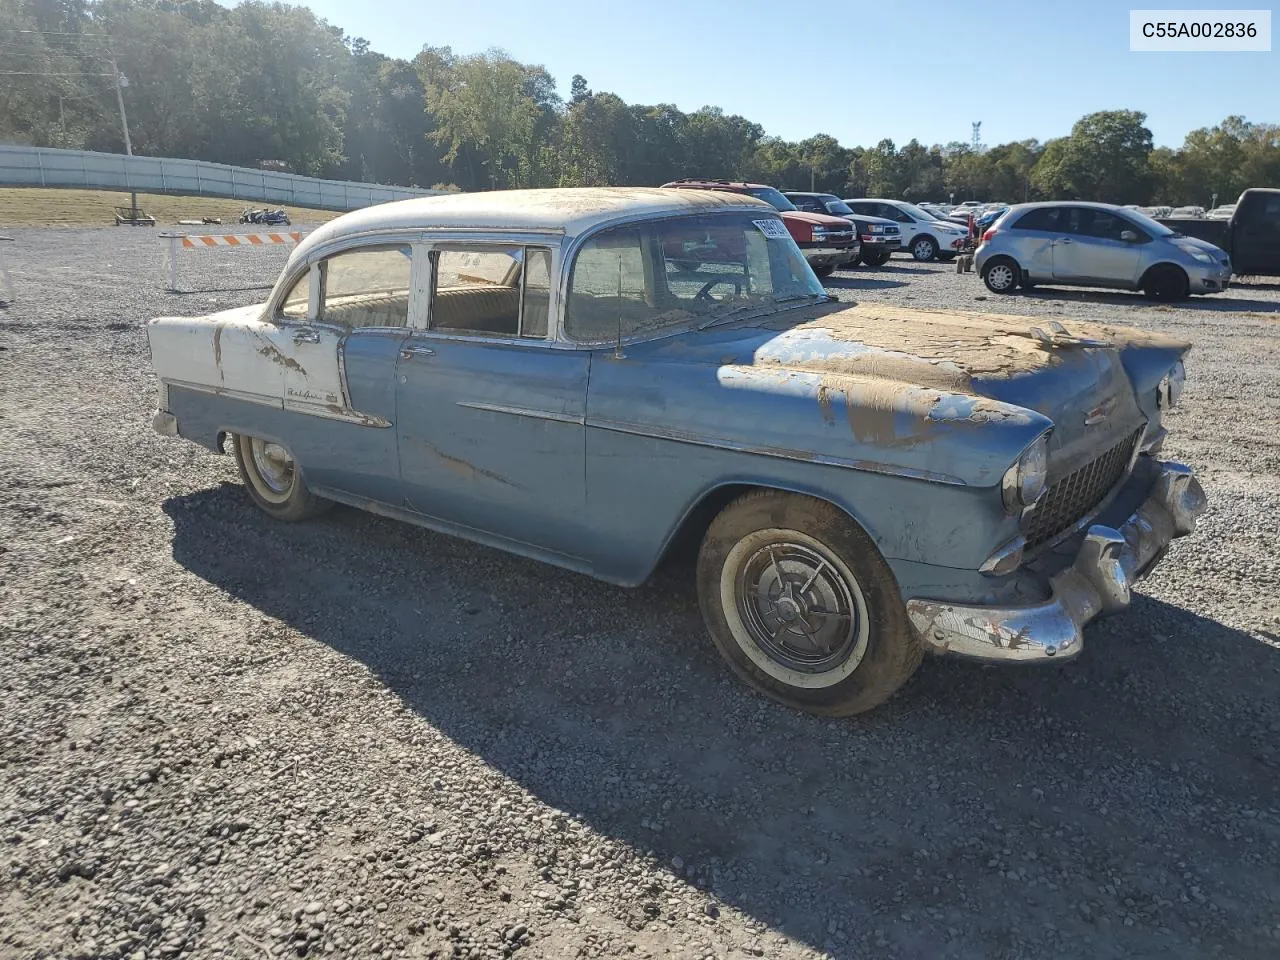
[565,212,825,343]
[821,197,854,216]
[895,201,939,221]
[1119,208,1176,237]
[745,186,798,212]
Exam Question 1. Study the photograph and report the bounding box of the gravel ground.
[2,227,1279,960]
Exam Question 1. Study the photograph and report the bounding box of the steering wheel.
[695,278,743,302]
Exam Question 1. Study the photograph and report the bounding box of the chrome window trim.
[418,239,560,345]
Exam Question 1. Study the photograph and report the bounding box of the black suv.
[783,192,902,267]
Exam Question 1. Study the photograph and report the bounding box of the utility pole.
[109,57,137,218]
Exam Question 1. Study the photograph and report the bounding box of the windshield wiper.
[695,293,825,331]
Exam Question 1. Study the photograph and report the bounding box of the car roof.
[293,187,772,258]
[999,200,1139,214]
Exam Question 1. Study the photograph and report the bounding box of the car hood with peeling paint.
[594,300,1188,488]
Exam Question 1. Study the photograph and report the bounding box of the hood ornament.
[1024,320,1109,350]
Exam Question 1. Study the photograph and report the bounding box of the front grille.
[1022,428,1142,550]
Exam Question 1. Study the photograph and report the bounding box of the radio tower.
[971,121,983,153]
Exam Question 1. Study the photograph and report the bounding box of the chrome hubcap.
[735,542,861,673]
[988,264,1014,289]
[250,438,295,496]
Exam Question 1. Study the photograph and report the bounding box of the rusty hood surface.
[608,300,1189,487]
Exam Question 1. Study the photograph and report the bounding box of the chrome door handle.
[292,328,321,344]
[1056,238,1073,244]
[399,345,436,360]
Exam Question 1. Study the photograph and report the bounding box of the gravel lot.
[2,226,1279,960]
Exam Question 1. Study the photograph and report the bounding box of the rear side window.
[1012,208,1062,232]
[1239,193,1280,223]
[431,245,552,339]
[319,246,412,330]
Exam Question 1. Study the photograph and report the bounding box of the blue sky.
[235,0,1276,148]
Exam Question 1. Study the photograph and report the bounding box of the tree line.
[3,0,1278,206]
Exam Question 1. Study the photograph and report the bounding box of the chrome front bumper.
[905,460,1207,662]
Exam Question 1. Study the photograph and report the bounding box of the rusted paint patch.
[256,342,307,376]
[815,384,836,425]
[323,404,392,429]
[212,323,225,382]
[750,300,1191,389]
[414,438,521,488]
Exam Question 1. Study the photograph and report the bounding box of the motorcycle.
[238,208,291,226]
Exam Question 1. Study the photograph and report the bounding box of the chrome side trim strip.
[584,417,968,486]
[167,379,391,429]
[455,400,585,425]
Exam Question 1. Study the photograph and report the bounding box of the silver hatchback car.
[974,201,1232,300]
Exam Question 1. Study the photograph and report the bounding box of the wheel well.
[982,254,1020,274]
[650,483,866,577]
[1140,262,1188,285]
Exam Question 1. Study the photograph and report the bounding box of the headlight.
[1188,250,1215,264]
[869,224,884,233]
[1001,434,1049,512]
[1158,360,1186,409]
[811,226,828,238]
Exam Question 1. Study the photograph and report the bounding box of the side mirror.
[1120,229,1140,242]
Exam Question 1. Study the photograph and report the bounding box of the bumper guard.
[905,460,1207,662]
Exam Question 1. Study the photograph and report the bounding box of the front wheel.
[981,256,1021,294]
[232,433,333,522]
[813,264,835,279]
[697,491,922,716]
[862,248,891,267]
[1142,264,1190,302]
[910,235,938,261]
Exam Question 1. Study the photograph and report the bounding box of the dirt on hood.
[748,300,1191,392]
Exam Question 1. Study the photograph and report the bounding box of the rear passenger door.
[394,242,590,559]
[1233,192,1280,275]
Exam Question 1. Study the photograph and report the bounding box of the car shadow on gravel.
[163,487,1280,958]
[822,277,909,292]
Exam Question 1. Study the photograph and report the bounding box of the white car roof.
[293,187,772,258]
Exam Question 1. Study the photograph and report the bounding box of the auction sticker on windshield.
[1130,9,1270,50]
[753,219,791,240]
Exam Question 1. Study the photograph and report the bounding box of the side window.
[430,245,550,339]
[883,204,912,223]
[318,245,412,330]
[1081,211,1140,241]
[564,226,647,342]
[1012,207,1061,232]
[793,198,821,213]
[1240,193,1280,223]
[278,270,310,319]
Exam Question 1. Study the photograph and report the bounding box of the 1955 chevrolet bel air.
[147,187,1207,716]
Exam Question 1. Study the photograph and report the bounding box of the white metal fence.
[0,144,440,211]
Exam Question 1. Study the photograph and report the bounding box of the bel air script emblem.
[1083,396,1117,426]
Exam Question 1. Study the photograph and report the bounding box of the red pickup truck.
[660,179,860,277]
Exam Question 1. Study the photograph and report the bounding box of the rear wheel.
[910,235,939,262]
[697,491,922,716]
[937,252,956,262]
[981,256,1021,294]
[1142,264,1190,301]
[232,433,332,522]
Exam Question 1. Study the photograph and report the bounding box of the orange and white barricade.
[161,230,305,292]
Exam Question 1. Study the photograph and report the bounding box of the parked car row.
[660,179,981,266]
[145,185,1206,716]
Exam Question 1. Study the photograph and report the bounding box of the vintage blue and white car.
[147,187,1207,716]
